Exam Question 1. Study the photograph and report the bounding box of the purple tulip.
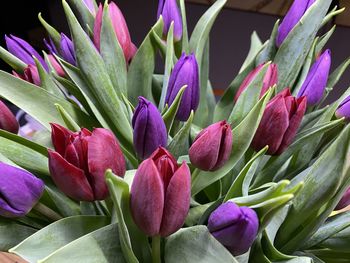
[5,35,48,70]
[44,37,58,55]
[297,50,331,105]
[0,100,19,134]
[336,187,350,210]
[60,33,76,65]
[0,162,44,218]
[189,121,233,171]
[165,53,199,121]
[208,202,259,256]
[132,97,167,160]
[336,95,350,121]
[276,0,316,47]
[251,89,307,155]
[157,0,183,41]
[48,124,126,201]
[234,63,278,102]
[130,147,191,237]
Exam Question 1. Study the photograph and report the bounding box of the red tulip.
[130,147,191,237]
[251,89,307,155]
[13,65,41,86]
[48,124,126,201]
[0,100,19,134]
[189,121,233,171]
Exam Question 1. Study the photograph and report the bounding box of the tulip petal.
[48,150,94,201]
[160,162,191,237]
[0,100,19,134]
[130,159,164,236]
[50,123,73,156]
[207,202,241,232]
[88,128,126,200]
[336,187,350,210]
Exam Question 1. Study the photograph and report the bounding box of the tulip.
[336,95,350,121]
[5,35,48,70]
[157,0,183,41]
[189,121,232,171]
[48,55,66,77]
[130,147,191,237]
[297,50,331,105]
[0,162,44,218]
[94,2,135,61]
[45,34,76,66]
[132,97,167,160]
[13,64,41,86]
[251,89,307,155]
[0,100,19,134]
[207,202,259,256]
[335,187,350,210]
[165,53,199,121]
[234,63,278,102]
[48,124,126,201]
[276,0,316,47]
[44,37,58,55]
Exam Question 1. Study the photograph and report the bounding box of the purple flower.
[336,95,350,121]
[44,37,58,55]
[5,35,48,70]
[157,0,183,41]
[0,162,44,218]
[60,33,76,65]
[165,53,200,121]
[297,50,331,105]
[208,202,259,256]
[132,97,167,160]
[336,187,350,210]
[276,0,316,47]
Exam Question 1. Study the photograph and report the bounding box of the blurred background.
[1,0,350,103]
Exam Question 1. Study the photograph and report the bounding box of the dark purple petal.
[44,37,58,55]
[60,33,76,65]
[336,187,350,210]
[161,0,183,41]
[336,95,350,121]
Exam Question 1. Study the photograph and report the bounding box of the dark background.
[1,0,350,103]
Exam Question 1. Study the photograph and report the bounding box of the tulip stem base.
[152,235,161,263]
[33,203,63,221]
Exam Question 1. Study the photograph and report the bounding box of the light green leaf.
[162,85,186,131]
[0,46,27,72]
[239,31,262,73]
[66,0,95,32]
[256,20,279,65]
[38,13,61,48]
[179,0,189,53]
[55,104,81,131]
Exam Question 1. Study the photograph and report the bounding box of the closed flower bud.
[157,0,183,41]
[0,162,44,218]
[94,2,135,62]
[297,50,331,105]
[132,97,167,160]
[276,0,316,47]
[189,121,232,171]
[60,33,76,66]
[251,89,307,155]
[130,147,191,237]
[48,55,65,77]
[13,65,41,86]
[48,124,126,201]
[165,53,199,121]
[336,95,350,121]
[5,35,48,70]
[234,63,278,102]
[335,187,350,210]
[207,202,259,256]
[0,100,19,134]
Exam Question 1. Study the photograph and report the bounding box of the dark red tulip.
[48,124,126,201]
[130,147,191,237]
[189,121,233,171]
[251,89,307,155]
[0,100,19,134]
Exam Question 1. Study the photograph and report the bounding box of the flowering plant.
[0,0,349,262]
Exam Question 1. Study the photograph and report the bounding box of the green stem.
[33,203,63,221]
[152,235,161,263]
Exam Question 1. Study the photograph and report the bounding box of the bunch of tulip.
[0,0,349,262]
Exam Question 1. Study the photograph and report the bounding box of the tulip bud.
[0,162,44,218]
[0,100,19,134]
[335,187,350,210]
[189,121,233,171]
[60,33,76,66]
[94,2,135,61]
[251,89,307,155]
[207,202,259,256]
[165,53,200,121]
[130,147,191,237]
[48,55,65,77]
[336,95,350,121]
[48,124,126,201]
[234,63,278,102]
[276,0,316,47]
[157,0,183,41]
[297,50,331,105]
[5,35,48,70]
[132,97,167,160]
[13,65,41,86]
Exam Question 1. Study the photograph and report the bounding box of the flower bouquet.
[0,0,349,262]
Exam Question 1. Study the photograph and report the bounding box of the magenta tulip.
[0,100,19,134]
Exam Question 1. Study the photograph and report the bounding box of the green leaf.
[165,226,238,263]
[274,0,332,92]
[128,18,163,105]
[327,56,350,92]
[38,13,61,48]
[162,85,186,131]
[55,104,81,131]
[315,25,336,55]
[239,31,262,73]
[321,6,345,27]
[0,46,27,72]
[191,89,273,196]
[256,20,279,65]
[10,216,110,262]
[179,0,189,53]
[318,225,350,252]
[66,0,95,32]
